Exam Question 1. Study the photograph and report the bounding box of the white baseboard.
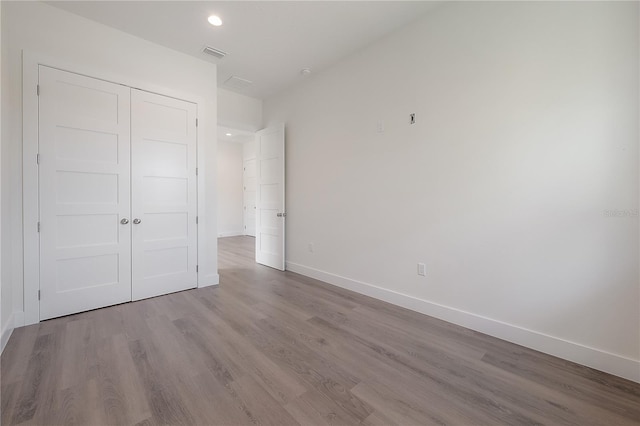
[285,261,640,384]
[199,273,220,288]
[218,231,245,238]
[1,312,15,354]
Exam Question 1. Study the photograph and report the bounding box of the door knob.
[133,218,142,224]
[120,218,129,225]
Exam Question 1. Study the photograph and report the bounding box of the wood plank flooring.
[2,235,639,425]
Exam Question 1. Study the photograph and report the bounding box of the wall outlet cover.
[417,262,426,276]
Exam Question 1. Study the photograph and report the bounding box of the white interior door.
[39,66,132,320]
[131,89,198,300]
[243,158,257,237]
[255,124,285,270]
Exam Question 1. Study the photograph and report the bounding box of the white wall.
[0,0,6,351]
[243,140,256,162]
[2,1,219,330]
[264,1,639,381]
[217,140,244,237]
[218,88,263,131]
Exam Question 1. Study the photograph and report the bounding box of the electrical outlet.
[376,121,385,133]
[417,263,426,276]
[308,243,314,253]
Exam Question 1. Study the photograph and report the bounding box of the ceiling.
[48,1,440,99]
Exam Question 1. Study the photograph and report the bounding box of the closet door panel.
[38,66,132,320]
[131,89,198,300]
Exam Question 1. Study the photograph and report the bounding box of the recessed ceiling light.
[300,68,312,76]
[225,133,232,136]
[208,15,223,26]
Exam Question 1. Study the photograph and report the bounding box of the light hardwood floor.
[2,236,639,425]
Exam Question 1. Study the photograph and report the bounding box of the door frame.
[217,125,256,238]
[22,51,211,326]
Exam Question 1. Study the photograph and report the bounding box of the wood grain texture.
[2,236,639,425]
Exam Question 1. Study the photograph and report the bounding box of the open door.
[255,123,285,270]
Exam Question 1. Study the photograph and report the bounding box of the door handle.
[277,213,287,217]
[133,218,142,224]
[120,218,129,225]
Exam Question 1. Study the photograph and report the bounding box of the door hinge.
[38,290,41,300]
[195,167,198,176]
[37,222,41,232]
[196,265,199,273]
[196,216,199,224]
[37,85,40,96]
[36,153,40,164]
[196,118,198,127]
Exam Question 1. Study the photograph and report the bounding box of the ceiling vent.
[202,46,227,59]
[224,76,253,90]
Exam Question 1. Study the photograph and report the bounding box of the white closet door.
[39,66,132,320]
[131,89,198,300]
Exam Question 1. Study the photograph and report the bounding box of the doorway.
[217,126,256,238]
[217,124,286,271]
